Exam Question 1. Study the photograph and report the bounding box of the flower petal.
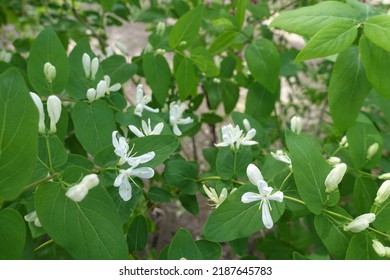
[241,192,262,203]
[152,122,164,135]
[129,125,145,138]
[246,164,263,186]
[173,124,182,136]
[269,191,284,202]
[129,167,155,179]
[119,178,132,201]
[262,201,274,229]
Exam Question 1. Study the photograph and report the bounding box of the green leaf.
[216,147,252,180]
[328,46,371,133]
[353,177,377,215]
[296,21,358,62]
[0,69,38,200]
[346,115,382,169]
[195,240,222,260]
[245,38,280,93]
[245,83,276,122]
[101,0,116,12]
[314,206,352,259]
[179,194,199,215]
[143,53,171,106]
[190,47,219,77]
[107,186,143,224]
[167,228,202,260]
[222,80,239,115]
[364,15,390,52]
[0,208,26,260]
[270,1,357,36]
[285,130,330,215]
[72,100,116,156]
[346,232,381,260]
[38,135,68,170]
[235,0,249,28]
[147,187,173,203]
[359,35,390,99]
[168,5,204,49]
[27,28,68,96]
[175,58,198,100]
[373,199,390,233]
[101,55,137,84]
[164,159,198,195]
[202,184,285,242]
[127,215,148,253]
[209,31,239,55]
[35,182,128,259]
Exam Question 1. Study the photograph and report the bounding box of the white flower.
[134,85,159,117]
[203,185,228,208]
[169,101,193,136]
[82,53,99,80]
[290,116,302,134]
[43,62,56,83]
[325,163,347,193]
[65,174,99,202]
[339,136,349,148]
[114,166,155,201]
[327,156,341,166]
[129,119,164,137]
[47,95,62,133]
[378,173,390,180]
[24,211,42,227]
[241,164,284,229]
[372,240,386,257]
[343,213,376,233]
[86,88,97,102]
[375,180,390,205]
[215,124,257,150]
[104,75,121,94]
[30,92,46,134]
[112,131,130,165]
[95,80,107,99]
[271,150,291,165]
[366,143,379,160]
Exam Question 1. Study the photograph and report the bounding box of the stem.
[279,172,292,191]
[284,195,305,205]
[45,135,53,171]
[197,176,222,183]
[22,174,59,192]
[35,239,54,252]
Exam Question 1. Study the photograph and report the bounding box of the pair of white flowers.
[241,164,284,229]
[215,120,257,150]
[372,240,390,258]
[86,75,121,102]
[112,131,155,201]
[30,92,62,134]
[43,62,56,83]
[343,213,376,233]
[65,174,100,202]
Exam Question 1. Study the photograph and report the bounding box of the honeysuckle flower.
[112,131,130,165]
[128,119,164,137]
[290,116,302,134]
[169,101,193,136]
[324,163,347,193]
[375,180,390,205]
[372,240,386,257]
[378,173,390,180]
[156,22,166,36]
[104,75,121,94]
[134,85,159,117]
[203,185,228,208]
[366,143,379,160]
[47,95,62,133]
[215,124,257,150]
[327,156,341,166]
[114,165,155,201]
[243,119,251,131]
[43,62,56,83]
[82,53,99,80]
[343,213,376,233]
[86,88,97,102]
[24,211,42,227]
[271,150,291,165]
[30,92,46,134]
[339,136,349,148]
[95,80,107,99]
[65,174,99,202]
[241,164,284,229]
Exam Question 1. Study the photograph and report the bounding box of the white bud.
[372,240,386,257]
[30,92,46,133]
[378,172,390,180]
[327,157,341,166]
[47,95,62,133]
[375,180,390,205]
[86,88,97,102]
[80,174,99,190]
[43,62,56,83]
[343,213,376,233]
[339,136,348,148]
[178,41,187,48]
[24,211,42,227]
[366,143,379,160]
[144,43,153,53]
[65,184,88,202]
[96,80,107,99]
[213,77,221,84]
[91,57,99,80]
[325,163,347,193]
[82,53,91,78]
[155,48,166,55]
[156,22,166,36]
[243,119,251,131]
[290,116,302,134]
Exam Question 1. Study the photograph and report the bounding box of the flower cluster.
[65,174,100,202]
[112,131,155,201]
[134,85,159,117]
[169,101,193,136]
[343,213,376,233]
[30,92,62,134]
[241,164,284,229]
[215,122,257,150]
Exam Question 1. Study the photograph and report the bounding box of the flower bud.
[372,240,386,257]
[156,22,166,36]
[65,184,88,202]
[343,213,375,233]
[290,116,302,134]
[325,163,347,193]
[213,77,221,84]
[82,53,91,78]
[155,48,166,55]
[91,57,99,80]
[339,136,348,148]
[366,143,379,160]
[80,174,99,190]
[47,95,62,133]
[24,211,42,227]
[86,88,96,102]
[378,172,390,180]
[30,92,46,133]
[243,119,251,132]
[375,180,390,205]
[44,62,56,83]
[96,80,107,99]
[327,156,341,166]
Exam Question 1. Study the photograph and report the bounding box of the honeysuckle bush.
[2,0,390,260]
